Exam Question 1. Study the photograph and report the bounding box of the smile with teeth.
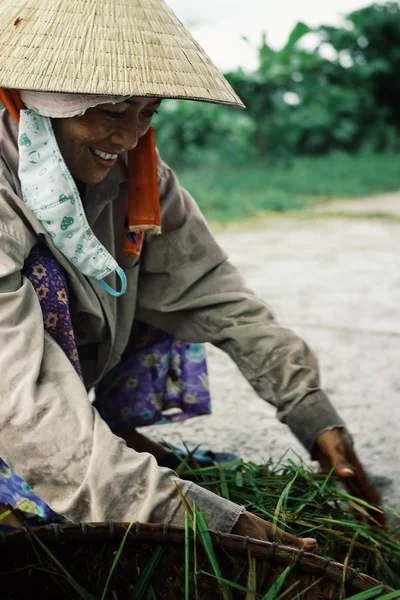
[90,147,119,161]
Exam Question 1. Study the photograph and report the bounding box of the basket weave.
[0,522,393,599]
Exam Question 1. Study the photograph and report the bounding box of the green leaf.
[185,511,190,600]
[0,508,11,521]
[342,586,385,600]
[261,564,294,600]
[131,545,164,600]
[101,521,135,600]
[197,570,264,594]
[195,510,232,600]
[284,21,312,52]
[27,528,96,600]
[246,554,257,600]
[272,474,297,536]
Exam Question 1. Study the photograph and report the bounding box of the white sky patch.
[283,92,301,106]
[168,0,389,70]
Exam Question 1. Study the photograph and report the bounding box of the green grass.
[175,153,400,222]
[180,458,400,589]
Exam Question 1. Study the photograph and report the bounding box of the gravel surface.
[141,195,400,511]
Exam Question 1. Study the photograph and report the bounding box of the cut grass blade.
[145,588,157,600]
[27,528,96,600]
[130,545,164,600]
[272,474,297,538]
[194,509,232,600]
[185,510,190,600]
[276,579,301,600]
[261,564,294,600]
[197,570,264,594]
[220,468,230,500]
[341,532,359,599]
[193,508,199,600]
[245,553,257,600]
[101,521,135,600]
[344,586,386,600]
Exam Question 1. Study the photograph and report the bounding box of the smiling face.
[51,97,161,184]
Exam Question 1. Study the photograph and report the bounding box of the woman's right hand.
[231,511,317,551]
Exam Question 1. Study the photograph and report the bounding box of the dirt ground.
[142,193,400,511]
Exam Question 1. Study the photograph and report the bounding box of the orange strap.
[124,126,161,256]
[0,89,24,122]
[127,127,160,230]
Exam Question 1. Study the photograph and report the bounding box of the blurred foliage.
[155,100,257,168]
[155,2,400,167]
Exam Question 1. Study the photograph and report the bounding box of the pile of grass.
[176,457,400,589]
[2,459,400,599]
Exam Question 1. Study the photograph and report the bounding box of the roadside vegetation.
[155,2,400,223]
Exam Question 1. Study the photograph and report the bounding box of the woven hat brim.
[0,0,244,108]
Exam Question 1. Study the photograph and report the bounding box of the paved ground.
[142,193,400,512]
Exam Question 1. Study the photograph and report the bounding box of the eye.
[141,109,159,119]
[103,110,126,120]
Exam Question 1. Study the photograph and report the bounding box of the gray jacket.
[0,109,343,528]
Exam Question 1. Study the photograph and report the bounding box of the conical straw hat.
[0,0,243,107]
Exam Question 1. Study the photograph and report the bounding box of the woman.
[0,0,382,532]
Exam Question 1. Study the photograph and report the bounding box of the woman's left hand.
[231,511,317,551]
[314,428,386,527]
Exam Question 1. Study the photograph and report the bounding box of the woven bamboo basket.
[0,523,394,599]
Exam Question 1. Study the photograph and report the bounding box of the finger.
[344,478,387,527]
[341,448,387,526]
[232,513,317,550]
[344,446,381,501]
[317,450,354,478]
[273,526,316,549]
[316,432,355,478]
[315,431,387,527]
[254,516,317,551]
[301,538,318,551]
[330,444,387,526]
[324,445,355,478]
[283,534,317,551]
[335,463,355,478]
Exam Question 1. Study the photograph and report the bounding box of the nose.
[110,120,139,151]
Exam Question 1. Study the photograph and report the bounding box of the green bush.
[154,100,257,168]
[155,2,400,166]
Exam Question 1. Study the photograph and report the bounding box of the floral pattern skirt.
[0,245,211,525]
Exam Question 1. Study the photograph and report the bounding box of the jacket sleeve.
[0,164,243,531]
[136,160,345,453]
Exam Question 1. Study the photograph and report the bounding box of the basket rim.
[0,522,394,593]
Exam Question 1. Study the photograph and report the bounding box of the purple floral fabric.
[0,244,211,524]
[23,244,83,377]
[94,322,211,428]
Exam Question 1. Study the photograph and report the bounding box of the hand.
[231,511,317,551]
[314,428,386,526]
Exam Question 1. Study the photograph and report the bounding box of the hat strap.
[125,126,161,239]
[0,89,25,122]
